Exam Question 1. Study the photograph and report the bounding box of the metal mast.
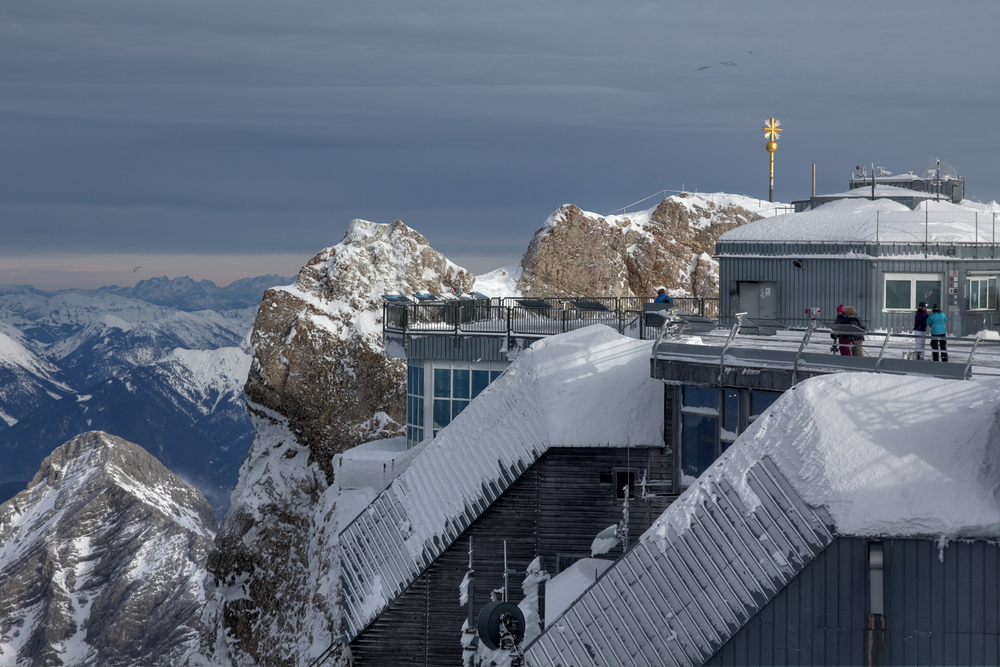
[763,117,782,203]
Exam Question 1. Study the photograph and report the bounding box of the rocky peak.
[204,219,473,666]
[517,193,763,298]
[0,431,216,666]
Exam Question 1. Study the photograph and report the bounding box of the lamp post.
[763,117,782,203]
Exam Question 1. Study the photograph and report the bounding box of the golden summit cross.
[763,117,782,142]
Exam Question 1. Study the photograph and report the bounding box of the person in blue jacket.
[654,287,673,306]
[926,303,948,362]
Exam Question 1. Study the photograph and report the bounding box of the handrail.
[383,296,720,341]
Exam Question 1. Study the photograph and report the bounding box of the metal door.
[737,282,779,319]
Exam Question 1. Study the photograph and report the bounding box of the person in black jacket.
[842,306,865,356]
[913,302,929,360]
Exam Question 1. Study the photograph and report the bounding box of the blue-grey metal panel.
[522,457,835,666]
[406,334,509,361]
[705,538,1000,667]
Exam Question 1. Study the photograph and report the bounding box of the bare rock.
[203,219,473,666]
[518,194,762,298]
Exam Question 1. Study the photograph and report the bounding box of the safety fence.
[383,296,720,341]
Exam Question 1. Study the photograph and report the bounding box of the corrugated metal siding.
[720,253,1000,336]
[350,448,673,666]
[707,538,1000,666]
[522,457,835,667]
[719,257,873,328]
[407,334,509,362]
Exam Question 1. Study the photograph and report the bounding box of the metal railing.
[383,296,720,341]
[653,318,1000,381]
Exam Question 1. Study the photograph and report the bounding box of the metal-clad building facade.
[708,537,1000,666]
[718,240,1000,335]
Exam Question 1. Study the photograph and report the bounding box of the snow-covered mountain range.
[0,275,292,518]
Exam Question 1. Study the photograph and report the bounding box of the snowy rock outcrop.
[203,219,473,666]
[0,431,217,666]
[517,193,768,298]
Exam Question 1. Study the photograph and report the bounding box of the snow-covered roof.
[525,373,1000,664]
[719,197,1000,245]
[338,325,663,640]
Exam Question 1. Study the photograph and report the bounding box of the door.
[737,282,779,319]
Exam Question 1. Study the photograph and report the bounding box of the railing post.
[791,326,815,385]
[718,313,744,385]
[874,331,892,373]
[964,332,983,380]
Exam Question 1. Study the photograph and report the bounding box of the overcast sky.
[3,1,999,289]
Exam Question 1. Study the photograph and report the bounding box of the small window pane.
[434,368,451,398]
[885,280,910,309]
[683,385,719,410]
[723,389,738,434]
[433,400,451,429]
[990,279,997,309]
[969,280,980,310]
[915,281,940,309]
[418,367,424,394]
[682,414,718,478]
[750,391,780,420]
[981,281,989,310]
[452,400,469,418]
[453,369,470,399]
[491,370,503,382]
[472,370,490,397]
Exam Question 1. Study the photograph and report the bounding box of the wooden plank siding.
[349,446,673,666]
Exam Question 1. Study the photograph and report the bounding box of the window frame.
[966,275,998,312]
[882,273,943,312]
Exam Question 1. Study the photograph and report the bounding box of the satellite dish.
[477,601,525,650]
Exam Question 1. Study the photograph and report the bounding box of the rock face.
[203,220,473,666]
[0,431,217,667]
[516,193,764,298]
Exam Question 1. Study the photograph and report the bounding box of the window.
[680,386,719,479]
[426,362,507,437]
[883,273,942,311]
[678,386,784,483]
[405,361,425,448]
[967,276,997,311]
[749,391,780,424]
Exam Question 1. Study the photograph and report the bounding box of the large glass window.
[967,276,997,311]
[680,386,719,479]
[679,386,784,483]
[883,273,942,311]
[406,361,425,449]
[425,362,508,437]
[682,413,718,478]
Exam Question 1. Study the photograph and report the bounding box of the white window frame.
[882,273,942,312]
[966,276,998,312]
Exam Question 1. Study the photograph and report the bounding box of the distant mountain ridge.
[0,274,292,313]
[0,274,293,519]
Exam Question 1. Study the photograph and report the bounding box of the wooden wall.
[349,446,673,666]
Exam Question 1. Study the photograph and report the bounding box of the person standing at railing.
[913,302,929,361]
[832,304,852,356]
[654,287,674,306]
[927,304,948,362]
[843,306,865,356]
